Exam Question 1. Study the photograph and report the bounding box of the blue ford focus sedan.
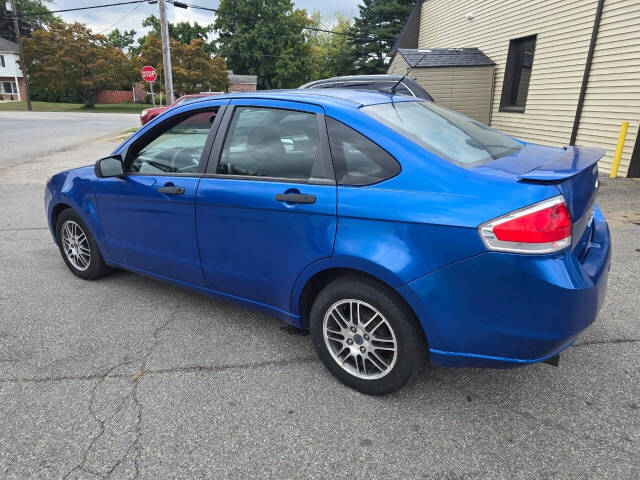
[45,90,610,394]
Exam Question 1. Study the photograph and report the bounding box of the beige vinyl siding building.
[390,0,640,177]
[388,50,495,124]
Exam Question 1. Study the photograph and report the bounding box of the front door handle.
[275,193,316,204]
[158,186,185,195]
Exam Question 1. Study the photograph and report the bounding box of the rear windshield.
[361,101,523,167]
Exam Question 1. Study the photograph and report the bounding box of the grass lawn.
[0,101,147,114]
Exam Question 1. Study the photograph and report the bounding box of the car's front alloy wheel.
[61,220,91,271]
[55,208,111,280]
[311,276,427,395]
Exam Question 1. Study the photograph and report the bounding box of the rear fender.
[290,255,408,317]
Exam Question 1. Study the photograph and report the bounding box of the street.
[1,111,639,479]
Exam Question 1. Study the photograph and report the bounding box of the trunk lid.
[473,144,604,253]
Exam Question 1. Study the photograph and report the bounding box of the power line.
[18,0,396,43]
[21,0,147,16]
[171,1,396,42]
[97,1,145,34]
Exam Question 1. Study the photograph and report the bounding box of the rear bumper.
[398,205,611,368]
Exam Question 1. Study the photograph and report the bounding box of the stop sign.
[141,65,157,83]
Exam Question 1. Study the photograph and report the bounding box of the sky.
[50,0,363,38]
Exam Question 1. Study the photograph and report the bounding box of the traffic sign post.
[141,66,157,107]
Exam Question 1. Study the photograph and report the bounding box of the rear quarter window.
[326,117,400,186]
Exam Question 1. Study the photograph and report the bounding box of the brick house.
[227,71,257,93]
[0,37,26,101]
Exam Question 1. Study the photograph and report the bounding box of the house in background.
[389,0,640,177]
[0,37,25,101]
[227,71,257,93]
[389,48,495,124]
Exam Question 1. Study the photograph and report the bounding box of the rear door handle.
[275,193,316,204]
[158,186,185,195]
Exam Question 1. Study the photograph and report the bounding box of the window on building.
[500,35,536,112]
[2,82,17,94]
[0,55,5,67]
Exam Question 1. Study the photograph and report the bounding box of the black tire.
[55,208,111,280]
[310,275,427,395]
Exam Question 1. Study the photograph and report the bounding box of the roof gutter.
[569,0,605,146]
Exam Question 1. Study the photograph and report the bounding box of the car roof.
[184,88,417,109]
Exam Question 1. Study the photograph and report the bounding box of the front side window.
[326,117,400,186]
[216,107,320,180]
[362,101,523,167]
[127,109,217,174]
[0,55,5,68]
[500,35,536,112]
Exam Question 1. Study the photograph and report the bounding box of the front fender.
[45,166,111,263]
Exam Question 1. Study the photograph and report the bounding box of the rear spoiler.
[518,146,605,182]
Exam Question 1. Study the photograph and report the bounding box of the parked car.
[299,74,434,101]
[45,89,610,394]
[139,93,214,125]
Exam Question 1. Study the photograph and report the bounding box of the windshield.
[361,101,523,167]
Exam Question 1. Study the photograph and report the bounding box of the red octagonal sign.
[141,65,157,83]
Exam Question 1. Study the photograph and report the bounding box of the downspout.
[569,0,605,145]
[14,74,21,101]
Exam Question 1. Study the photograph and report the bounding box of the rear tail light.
[479,196,572,254]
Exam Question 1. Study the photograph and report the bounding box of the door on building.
[627,125,640,178]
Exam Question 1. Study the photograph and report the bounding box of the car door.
[96,104,226,286]
[196,99,337,312]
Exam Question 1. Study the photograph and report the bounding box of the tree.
[137,33,229,96]
[107,28,137,51]
[22,22,132,106]
[350,0,414,73]
[141,15,213,45]
[173,39,229,94]
[308,13,356,79]
[0,0,56,42]
[213,0,313,89]
[135,15,216,56]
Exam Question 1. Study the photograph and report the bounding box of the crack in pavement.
[572,338,639,347]
[62,361,134,480]
[62,296,186,479]
[2,338,637,386]
[0,227,49,232]
[0,355,319,385]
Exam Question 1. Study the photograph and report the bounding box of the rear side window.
[217,107,320,180]
[326,117,400,186]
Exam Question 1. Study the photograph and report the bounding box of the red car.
[139,94,214,125]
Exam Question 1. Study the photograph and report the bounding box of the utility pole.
[8,0,32,111]
[158,0,174,104]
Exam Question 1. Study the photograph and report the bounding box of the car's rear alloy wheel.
[311,276,427,395]
[61,220,91,271]
[323,299,397,380]
[55,209,111,280]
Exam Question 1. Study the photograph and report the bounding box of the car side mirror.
[95,155,124,178]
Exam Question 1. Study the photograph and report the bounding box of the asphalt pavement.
[0,111,639,479]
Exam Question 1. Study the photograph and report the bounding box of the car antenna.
[380,50,431,96]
